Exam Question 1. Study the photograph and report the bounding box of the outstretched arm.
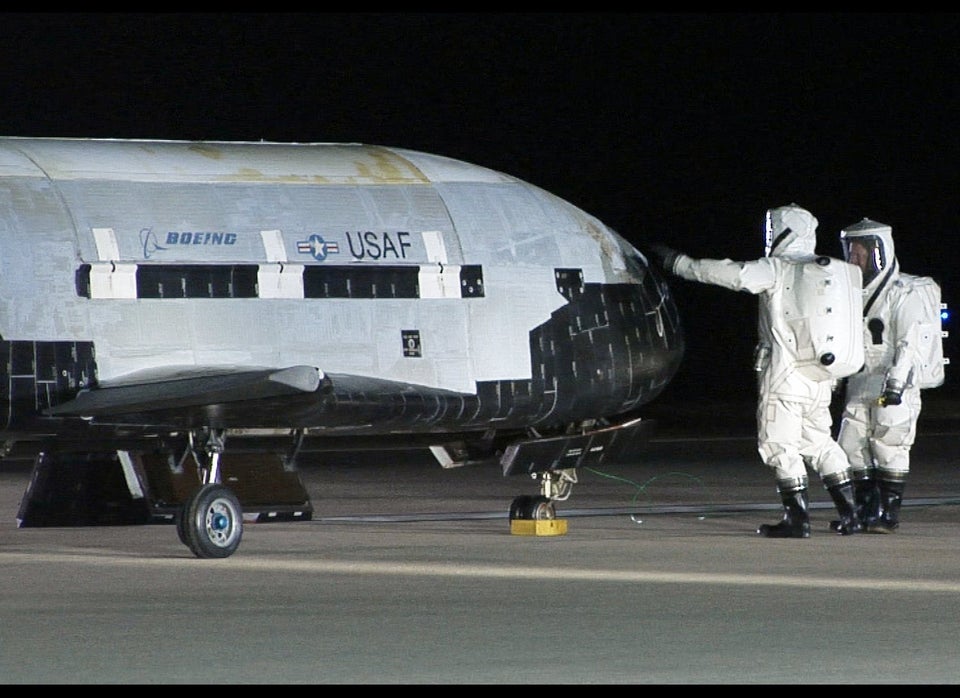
[673,254,779,295]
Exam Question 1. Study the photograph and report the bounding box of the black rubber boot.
[758,488,810,538]
[830,476,877,532]
[827,481,863,535]
[867,480,905,534]
[855,477,880,528]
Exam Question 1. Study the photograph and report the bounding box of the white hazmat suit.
[651,204,863,537]
[836,218,929,533]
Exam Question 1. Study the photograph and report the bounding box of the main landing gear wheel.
[509,494,556,521]
[181,483,243,559]
[175,507,189,545]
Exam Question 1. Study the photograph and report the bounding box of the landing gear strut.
[175,428,243,558]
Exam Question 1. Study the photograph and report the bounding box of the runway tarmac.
[1,402,960,684]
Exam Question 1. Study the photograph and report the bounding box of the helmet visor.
[842,235,886,285]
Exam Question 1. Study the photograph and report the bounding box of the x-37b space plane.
[0,137,684,558]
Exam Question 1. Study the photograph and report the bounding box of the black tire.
[174,506,189,545]
[509,495,534,520]
[181,483,243,559]
[509,495,555,521]
[527,496,556,521]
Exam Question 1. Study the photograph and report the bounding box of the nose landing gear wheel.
[181,483,243,558]
[509,494,556,521]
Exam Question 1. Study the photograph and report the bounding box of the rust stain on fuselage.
[180,143,430,185]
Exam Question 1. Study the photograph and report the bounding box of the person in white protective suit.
[650,204,863,538]
[835,219,926,533]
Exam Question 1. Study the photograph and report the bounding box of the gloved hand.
[648,243,681,273]
[878,378,904,407]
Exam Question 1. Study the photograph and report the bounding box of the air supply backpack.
[782,256,865,382]
[898,273,948,389]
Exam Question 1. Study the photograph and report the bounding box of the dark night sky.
[0,12,955,404]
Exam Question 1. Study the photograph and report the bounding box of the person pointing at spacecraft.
[649,204,864,537]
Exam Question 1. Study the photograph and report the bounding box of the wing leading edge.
[42,366,478,431]
[46,365,323,418]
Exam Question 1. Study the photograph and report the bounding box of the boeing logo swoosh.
[140,229,167,259]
